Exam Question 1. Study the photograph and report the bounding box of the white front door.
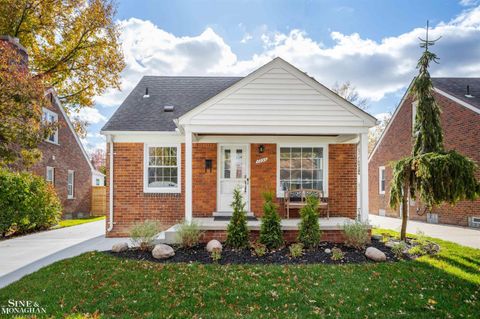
[218,145,249,212]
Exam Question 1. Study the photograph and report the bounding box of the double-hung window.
[379,166,386,195]
[46,166,55,184]
[42,108,58,144]
[278,146,327,196]
[67,170,74,199]
[144,144,181,193]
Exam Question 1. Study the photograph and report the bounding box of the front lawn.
[54,216,105,229]
[0,229,478,318]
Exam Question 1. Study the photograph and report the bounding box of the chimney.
[0,35,28,67]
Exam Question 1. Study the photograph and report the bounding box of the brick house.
[1,35,94,217]
[101,58,377,241]
[369,78,480,228]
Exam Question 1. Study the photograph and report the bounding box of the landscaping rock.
[324,248,331,254]
[152,244,175,259]
[112,242,129,253]
[385,240,399,248]
[206,239,222,253]
[365,247,387,262]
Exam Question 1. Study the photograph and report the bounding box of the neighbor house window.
[67,170,74,199]
[95,178,101,186]
[379,166,386,194]
[412,101,417,136]
[144,144,181,193]
[42,108,58,143]
[278,146,327,196]
[46,166,55,184]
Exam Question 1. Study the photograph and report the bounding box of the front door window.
[218,145,248,212]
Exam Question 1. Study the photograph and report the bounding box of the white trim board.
[434,88,480,115]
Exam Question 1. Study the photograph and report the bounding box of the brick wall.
[31,93,92,216]
[192,143,217,216]
[107,141,359,237]
[369,92,480,226]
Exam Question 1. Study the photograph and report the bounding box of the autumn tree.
[369,112,392,153]
[0,0,125,131]
[90,148,106,174]
[0,41,53,168]
[332,81,368,110]
[389,31,479,240]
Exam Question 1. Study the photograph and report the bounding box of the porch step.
[153,224,181,245]
[212,211,255,217]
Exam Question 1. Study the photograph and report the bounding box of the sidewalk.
[0,220,127,288]
[369,214,480,249]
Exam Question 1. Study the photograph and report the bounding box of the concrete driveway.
[0,219,127,288]
[369,214,480,249]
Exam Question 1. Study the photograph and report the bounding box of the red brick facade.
[31,94,92,216]
[107,142,358,237]
[369,92,480,226]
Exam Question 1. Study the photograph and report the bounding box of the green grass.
[54,216,105,229]
[0,228,478,318]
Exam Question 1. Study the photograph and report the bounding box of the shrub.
[343,220,370,250]
[259,191,284,249]
[391,241,408,259]
[0,169,61,237]
[176,220,204,248]
[211,247,222,263]
[289,243,304,258]
[251,241,267,257]
[331,247,344,261]
[408,245,427,257]
[226,187,250,248]
[297,195,321,248]
[130,220,161,251]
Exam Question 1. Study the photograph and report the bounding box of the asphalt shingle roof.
[102,76,243,132]
[432,77,480,111]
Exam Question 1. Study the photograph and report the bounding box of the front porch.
[158,217,365,244]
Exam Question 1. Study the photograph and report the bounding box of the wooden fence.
[91,186,106,216]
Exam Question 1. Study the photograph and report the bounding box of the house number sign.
[256,157,268,164]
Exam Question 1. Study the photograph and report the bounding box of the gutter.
[107,135,114,232]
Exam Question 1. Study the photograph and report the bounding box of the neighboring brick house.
[101,58,377,240]
[1,35,93,217]
[369,78,480,228]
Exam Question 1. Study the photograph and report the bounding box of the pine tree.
[390,24,479,240]
[226,187,250,248]
[298,195,322,248]
[259,191,284,249]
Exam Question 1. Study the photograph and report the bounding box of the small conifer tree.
[226,187,250,248]
[298,195,322,248]
[259,191,284,249]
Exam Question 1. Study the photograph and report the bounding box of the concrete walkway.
[369,214,480,249]
[0,220,127,288]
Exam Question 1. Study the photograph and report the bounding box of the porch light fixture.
[205,159,212,172]
[258,144,265,153]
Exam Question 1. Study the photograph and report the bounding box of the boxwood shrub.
[0,168,62,237]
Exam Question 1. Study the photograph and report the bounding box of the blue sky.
[79,0,480,152]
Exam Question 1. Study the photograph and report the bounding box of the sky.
[78,0,480,153]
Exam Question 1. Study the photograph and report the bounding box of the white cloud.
[240,33,253,43]
[460,0,478,6]
[73,107,107,124]
[95,7,480,107]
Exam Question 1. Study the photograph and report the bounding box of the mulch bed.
[106,238,400,265]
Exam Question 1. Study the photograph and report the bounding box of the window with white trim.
[412,101,417,136]
[67,170,74,199]
[144,145,181,193]
[46,166,54,184]
[379,166,386,194]
[278,146,326,194]
[42,108,58,143]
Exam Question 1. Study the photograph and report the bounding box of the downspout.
[107,135,114,232]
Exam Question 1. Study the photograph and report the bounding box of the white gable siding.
[189,67,365,127]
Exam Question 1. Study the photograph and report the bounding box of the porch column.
[359,133,369,222]
[185,129,193,222]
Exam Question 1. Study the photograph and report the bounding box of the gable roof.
[179,57,378,130]
[101,76,243,132]
[368,77,480,162]
[47,88,95,172]
[432,78,480,112]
